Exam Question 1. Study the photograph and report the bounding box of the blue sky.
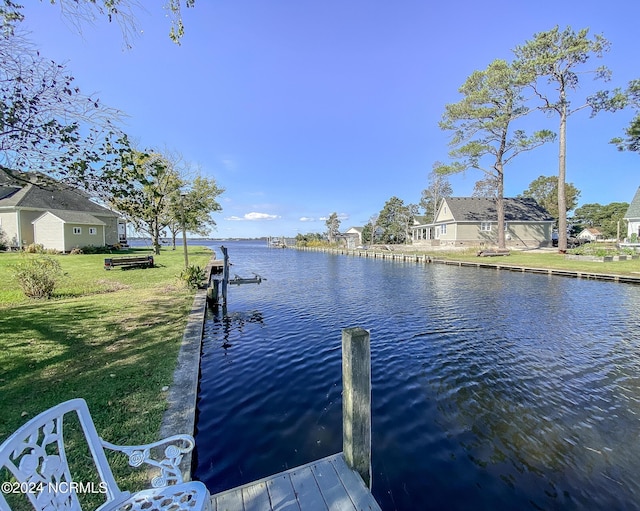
[20,0,639,238]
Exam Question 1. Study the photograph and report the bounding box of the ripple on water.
[194,242,640,510]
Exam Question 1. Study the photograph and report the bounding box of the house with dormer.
[0,170,126,251]
[411,197,554,248]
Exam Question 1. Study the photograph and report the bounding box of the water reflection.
[194,241,640,511]
[208,305,264,349]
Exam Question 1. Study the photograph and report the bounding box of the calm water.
[193,241,640,510]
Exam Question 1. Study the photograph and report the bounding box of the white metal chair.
[0,398,211,511]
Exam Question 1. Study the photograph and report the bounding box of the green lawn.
[0,246,212,494]
[429,248,640,276]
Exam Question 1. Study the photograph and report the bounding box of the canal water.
[192,240,640,510]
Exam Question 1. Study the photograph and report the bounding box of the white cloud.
[299,217,315,222]
[319,213,349,222]
[226,212,280,221]
[245,212,279,220]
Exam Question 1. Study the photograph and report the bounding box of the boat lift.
[207,246,264,306]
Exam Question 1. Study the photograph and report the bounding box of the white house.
[624,186,640,241]
[577,227,604,242]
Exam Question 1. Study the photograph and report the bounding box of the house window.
[480,222,491,232]
[504,222,509,231]
[73,227,82,235]
[89,227,97,235]
[440,224,447,235]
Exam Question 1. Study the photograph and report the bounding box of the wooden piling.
[342,327,372,489]
[220,245,229,305]
[207,279,219,304]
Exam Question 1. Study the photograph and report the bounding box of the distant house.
[336,227,363,249]
[0,170,126,251]
[624,186,640,241]
[577,227,604,242]
[411,197,554,249]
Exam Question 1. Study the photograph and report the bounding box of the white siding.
[33,213,65,251]
[0,211,19,247]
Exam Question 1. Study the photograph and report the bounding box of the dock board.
[210,453,381,511]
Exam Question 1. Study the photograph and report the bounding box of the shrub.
[80,245,114,254]
[13,256,65,299]
[179,265,206,289]
[24,243,45,253]
[0,227,7,251]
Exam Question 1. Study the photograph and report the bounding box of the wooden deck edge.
[211,452,344,498]
[211,452,382,510]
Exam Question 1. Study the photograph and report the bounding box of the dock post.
[342,327,372,489]
[221,245,229,305]
[208,279,220,305]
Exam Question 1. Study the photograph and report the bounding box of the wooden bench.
[0,398,211,511]
[104,255,154,270]
[477,249,511,257]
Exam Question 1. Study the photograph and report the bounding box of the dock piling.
[342,327,372,489]
[221,245,229,305]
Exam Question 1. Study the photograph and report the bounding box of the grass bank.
[429,248,640,276]
[0,246,212,492]
[315,244,640,277]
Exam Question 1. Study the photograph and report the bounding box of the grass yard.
[0,246,212,496]
[430,247,640,276]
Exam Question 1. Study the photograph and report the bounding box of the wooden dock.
[210,453,381,511]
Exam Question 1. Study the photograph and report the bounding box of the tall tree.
[572,202,629,239]
[438,59,555,248]
[591,79,640,153]
[420,164,453,222]
[0,30,130,196]
[471,176,500,198]
[519,175,580,221]
[362,213,379,244]
[514,26,612,252]
[166,175,224,249]
[325,212,341,244]
[110,150,182,255]
[377,196,412,244]
[1,0,196,46]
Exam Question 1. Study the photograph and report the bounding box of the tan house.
[411,197,554,249]
[0,170,126,251]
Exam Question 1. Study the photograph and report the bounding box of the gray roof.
[33,210,106,226]
[0,186,20,200]
[624,187,640,220]
[443,197,554,223]
[0,171,118,217]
